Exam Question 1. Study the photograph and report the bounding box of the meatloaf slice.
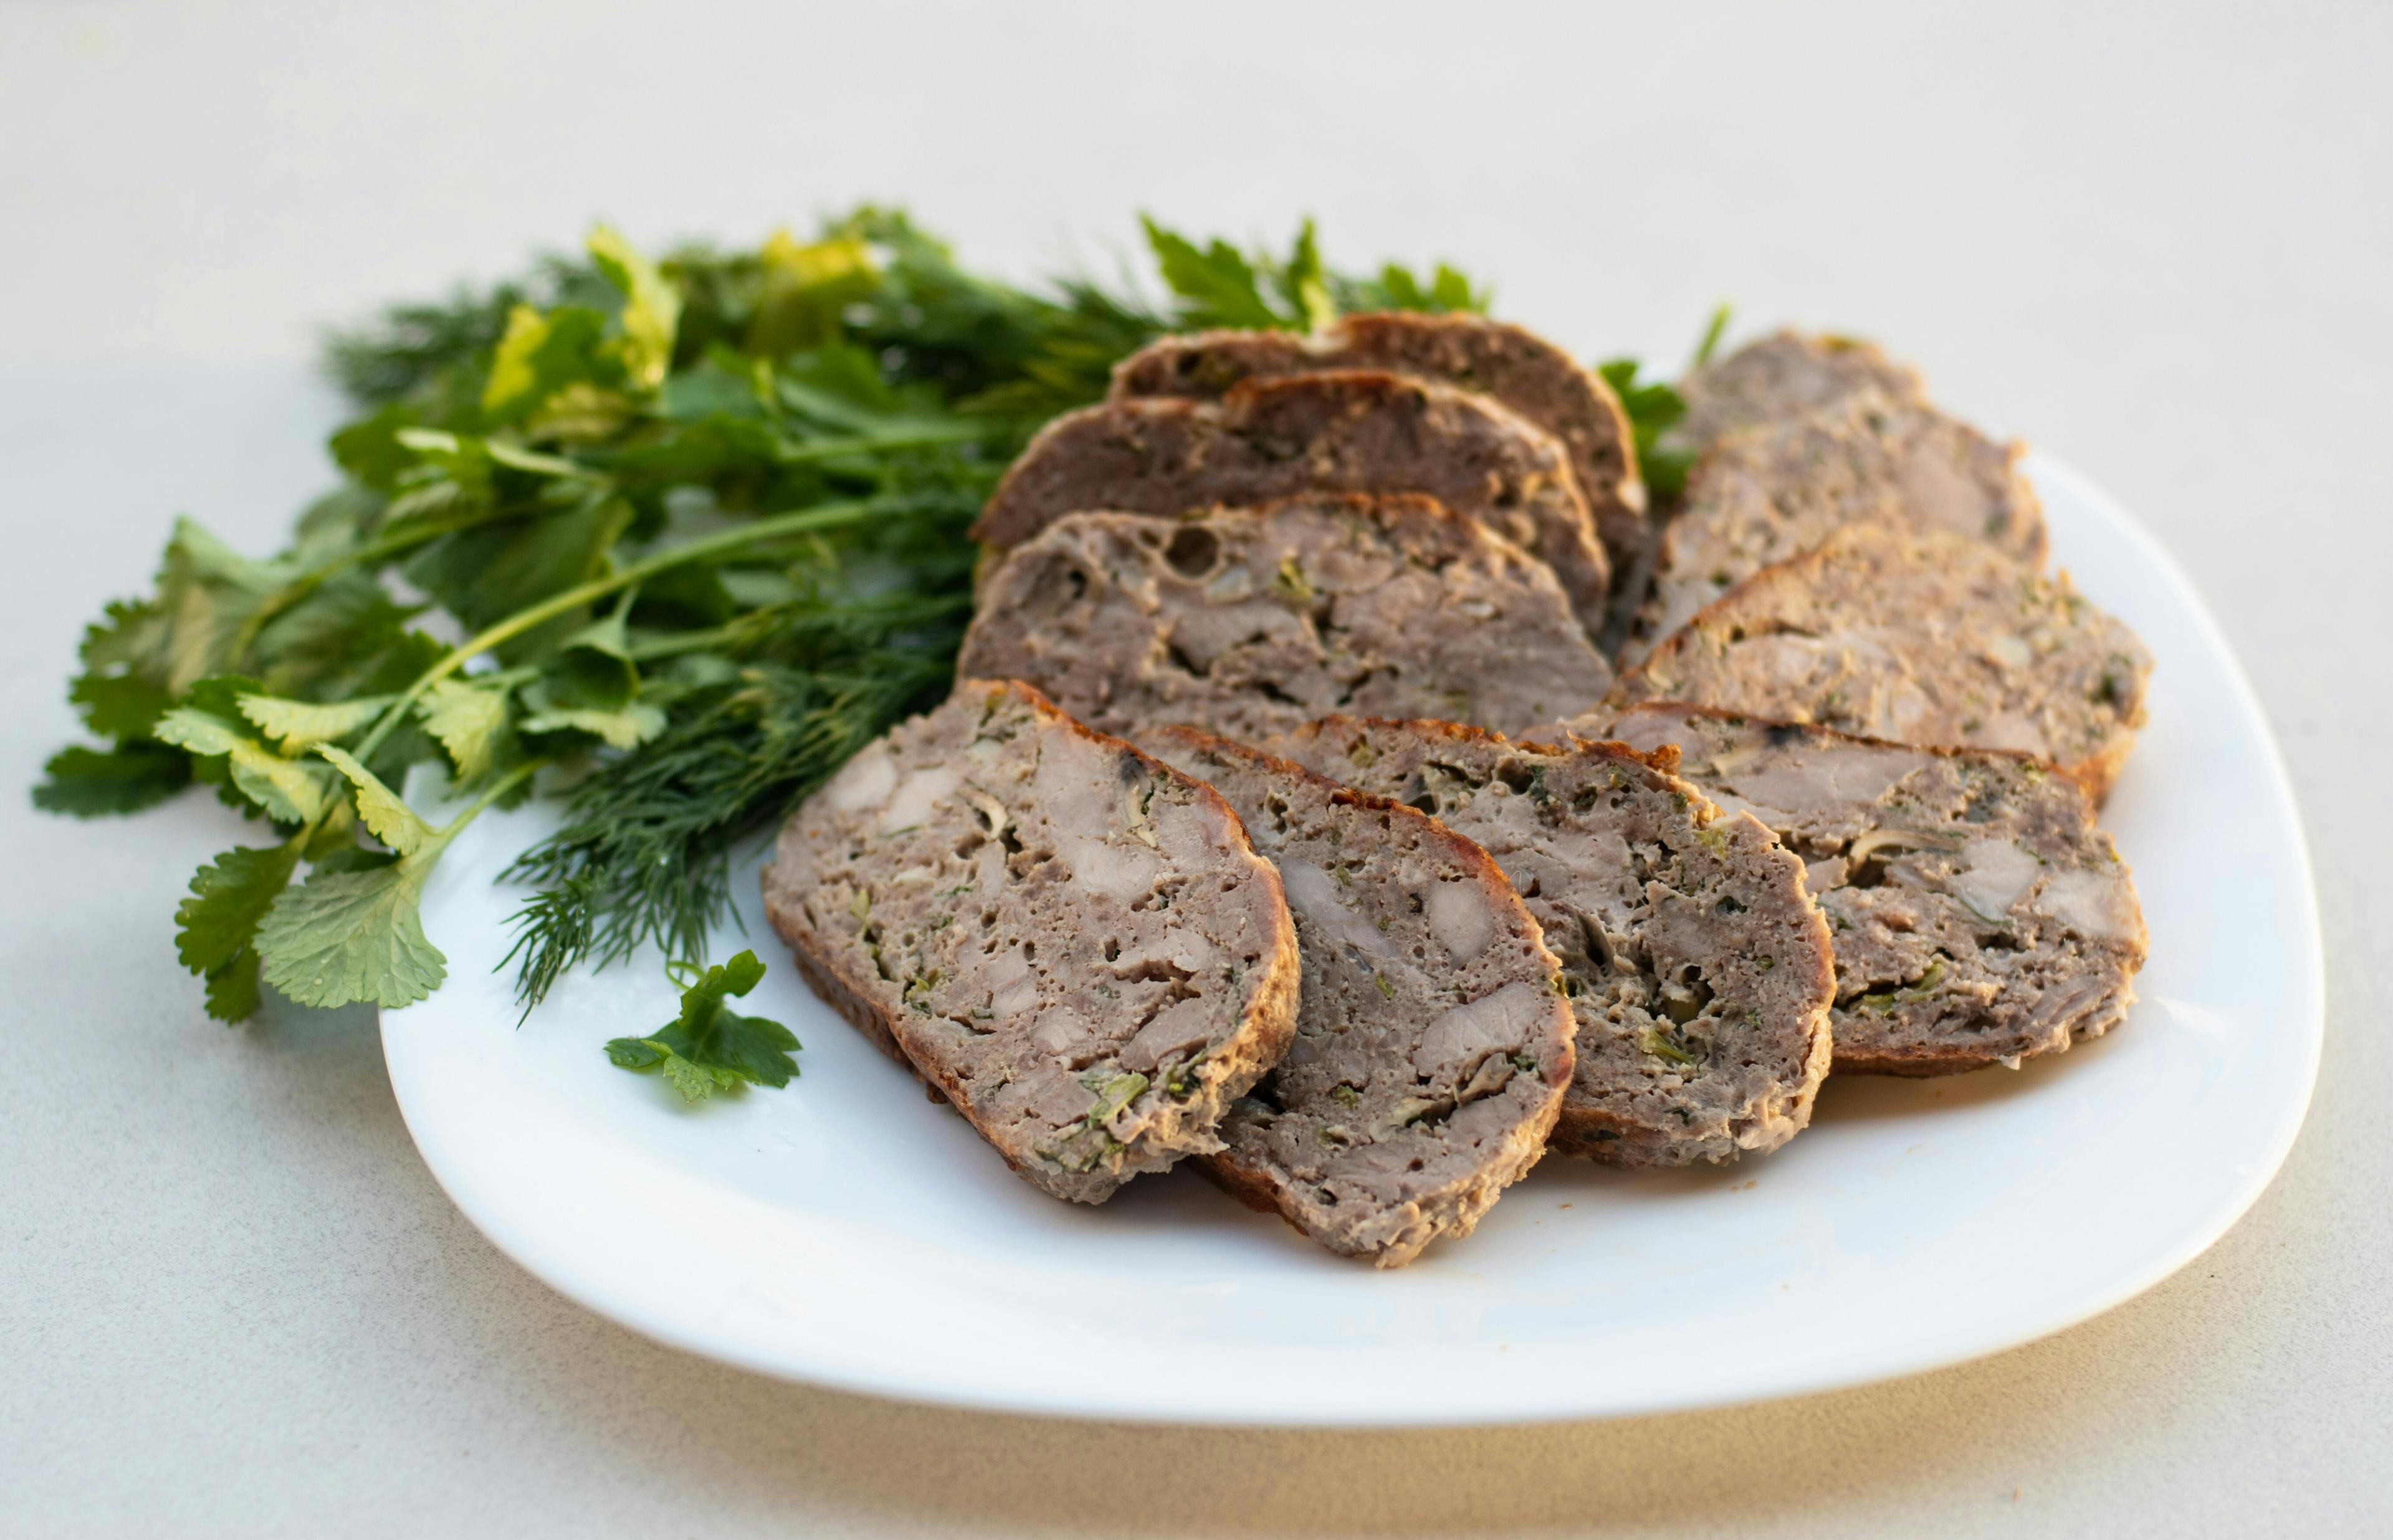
[1628,389,2048,657]
[762,679,1301,1204]
[1602,704,2148,1075]
[1662,330,1926,456]
[1274,717,1834,1167]
[971,371,1613,636]
[1109,313,1647,588]
[957,494,1613,745]
[1615,524,2152,799]
[1141,727,1573,1266]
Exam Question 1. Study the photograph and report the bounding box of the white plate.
[386,454,2322,1426]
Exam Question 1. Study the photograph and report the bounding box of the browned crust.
[970,371,1612,635]
[1107,312,1648,578]
[760,679,1304,1200]
[1610,699,2128,803]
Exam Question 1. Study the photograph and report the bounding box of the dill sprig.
[499,593,970,1012]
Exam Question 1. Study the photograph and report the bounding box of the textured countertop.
[4,3,2387,1535]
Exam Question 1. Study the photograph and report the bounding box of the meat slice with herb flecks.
[972,370,1613,637]
[762,679,1301,1204]
[1597,703,2147,1076]
[1626,388,2046,660]
[958,493,1613,745]
[1274,717,1834,1168]
[1614,524,2152,800]
[1142,727,1572,1265]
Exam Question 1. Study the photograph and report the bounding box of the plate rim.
[382,450,2325,1427]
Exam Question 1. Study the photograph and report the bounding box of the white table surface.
[4,3,2387,1535]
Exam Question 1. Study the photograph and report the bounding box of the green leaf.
[604,949,798,1101]
[203,949,265,1022]
[328,402,423,492]
[32,742,191,816]
[586,225,682,391]
[748,229,877,358]
[519,702,666,750]
[69,668,174,740]
[79,519,290,704]
[1140,216,1286,330]
[418,678,510,782]
[237,693,389,752]
[254,855,447,1009]
[315,744,437,856]
[246,572,424,701]
[481,303,612,421]
[517,595,662,747]
[403,493,632,659]
[153,705,331,825]
[1281,219,1336,333]
[175,843,303,1022]
[1598,357,1694,502]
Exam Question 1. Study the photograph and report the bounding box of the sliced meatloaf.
[1602,704,2148,1075]
[1662,330,1926,456]
[762,679,1301,1204]
[1275,717,1835,1167]
[970,371,1613,636]
[1109,313,1648,586]
[1614,524,2152,799]
[1628,389,2048,656]
[957,494,1613,745]
[1142,727,1573,1266]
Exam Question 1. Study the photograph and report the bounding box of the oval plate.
[388,454,2322,1425]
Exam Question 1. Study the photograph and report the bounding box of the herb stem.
[441,755,547,833]
[348,495,886,762]
[770,424,988,464]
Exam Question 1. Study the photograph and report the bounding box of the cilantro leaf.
[480,304,613,423]
[748,229,878,357]
[32,742,191,817]
[418,679,511,783]
[153,700,334,825]
[1276,219,1336,333]
[254,856,447,1009]
[517,595,666,748]
[1598,357,1694,503]
[69,665,173,741]
[175,843,303,1022]
[237,694,389,753]
[315,745,437,855]
[403,493,632,660]
[586,224,683,391]
[1140,216,1287,330]
[251,747,484,1010]
[604,949,798,1101]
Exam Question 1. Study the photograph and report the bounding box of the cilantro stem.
[768,424,986,462]
[441,755,547,833]
[348,495,886,763]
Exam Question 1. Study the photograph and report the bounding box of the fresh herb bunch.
[37,208,1507,1066]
